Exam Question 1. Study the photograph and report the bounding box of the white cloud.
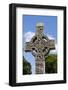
[24,32,35,42]
[47,34,55,40]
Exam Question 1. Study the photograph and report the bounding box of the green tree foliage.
[23,57,32,75]
[45,54,57,73]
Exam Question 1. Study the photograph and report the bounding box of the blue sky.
[23,15,57,74]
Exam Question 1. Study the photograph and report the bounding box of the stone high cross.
[25,23,55,74]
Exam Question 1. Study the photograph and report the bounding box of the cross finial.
[36,22,44,27]
[36,23,44,35]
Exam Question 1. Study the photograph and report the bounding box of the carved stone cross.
[25,23,55,74]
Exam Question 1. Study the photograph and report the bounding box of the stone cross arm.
[47,40,55,50]
[41,39,55,50]
[25,35,37,52]
[25,39,55,52]
[25,42,32,52]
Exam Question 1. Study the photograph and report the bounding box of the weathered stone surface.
[25,23,55,74]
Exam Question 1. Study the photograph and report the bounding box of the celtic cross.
[25,23,55,74]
